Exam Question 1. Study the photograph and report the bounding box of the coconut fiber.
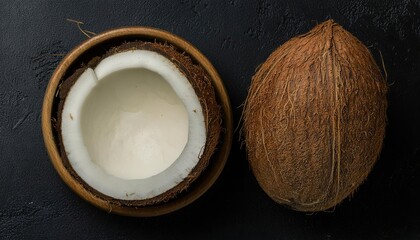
[243,20,387,212]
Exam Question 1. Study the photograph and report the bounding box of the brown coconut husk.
[243,20,387,212]
[56,41,221,207]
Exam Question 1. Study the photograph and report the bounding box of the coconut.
[56,41,221,206]
[243,20,387,212]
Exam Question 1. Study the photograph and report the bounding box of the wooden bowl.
[42,27,233,217]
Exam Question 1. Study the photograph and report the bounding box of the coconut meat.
[61,50,206,200]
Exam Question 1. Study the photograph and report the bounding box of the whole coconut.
[243,20,387,212]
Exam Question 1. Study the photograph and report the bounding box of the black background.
[1,0,419,239]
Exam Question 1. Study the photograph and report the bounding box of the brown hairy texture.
[243,20,387,212]
[56,41,221,206]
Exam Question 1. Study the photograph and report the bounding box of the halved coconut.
[57,42,221,206]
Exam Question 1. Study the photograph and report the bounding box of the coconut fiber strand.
[243,20,387,212]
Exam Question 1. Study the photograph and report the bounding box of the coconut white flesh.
[61,50,206,200]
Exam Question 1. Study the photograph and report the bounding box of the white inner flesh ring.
[61,50,206,200]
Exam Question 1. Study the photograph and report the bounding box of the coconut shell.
[56,41,221,206]
[243,20,387,212]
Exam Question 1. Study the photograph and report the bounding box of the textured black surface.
[1,1,419,239]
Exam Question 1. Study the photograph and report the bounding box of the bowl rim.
[42,27,233,217]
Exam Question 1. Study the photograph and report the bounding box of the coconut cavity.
[58,42,221,205]
[81,67,189,180]
[243,20,387,212]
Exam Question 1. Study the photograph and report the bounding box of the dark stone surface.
[1,0,419,239]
